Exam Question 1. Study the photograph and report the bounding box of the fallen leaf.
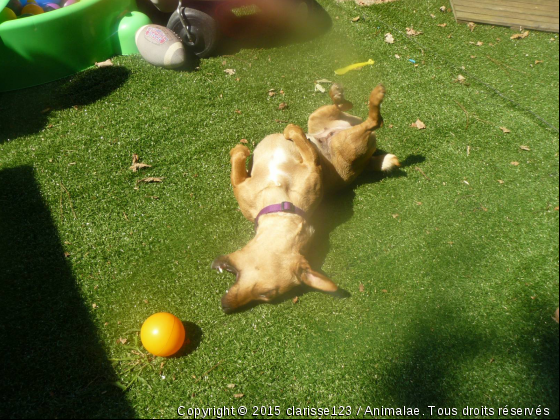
[511,161,520,166]
[395,54,401,59]
[454,74,467,84]
[130,154,152,172]
[227,384,236,389]
[437,23,447,28]
[500,127,511,133]
[314,83,326,93]
[519,145,531,151]
[352,16,360,22]
[430,13,436,18]
[359,284,365,293]
[385,33,395,44]
[292,296,299,304]
[224,69,236,76]
[392,214,399,219]
[64,252,70,258]
[92,303,98,309]
[439,6,447,12]
[235,110,242,114]
[118,337,128,345]
[233,394,244,399]
[143,299,149,304]
[535,60,544,65]
[382,289,388,293]
[411,119,426,130]
[498,180,504,184]
[476,41,484,46]
[95,59,113,68]
[554,308,559,324]
[406,27,423,36]
[467,22,476,32]
[511,31,529,40]
[278,102,288,110]
[268,89,277,97]
[137,177,165,185]
[470,55,477,59]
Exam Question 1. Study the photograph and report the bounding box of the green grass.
[1,0,558,418]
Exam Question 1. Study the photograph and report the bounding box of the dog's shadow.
[233,153,426,313]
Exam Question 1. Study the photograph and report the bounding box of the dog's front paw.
[230,144,251,159]
[284,124,306,141]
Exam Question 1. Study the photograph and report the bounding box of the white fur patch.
[381,154,398,171]
[268,148,288,186]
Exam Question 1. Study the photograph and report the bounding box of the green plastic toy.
[0,0,151,92]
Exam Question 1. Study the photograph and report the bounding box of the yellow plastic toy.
[140,312,186,357]
[335,59,375,75]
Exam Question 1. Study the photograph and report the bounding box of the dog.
[212,84,400,313]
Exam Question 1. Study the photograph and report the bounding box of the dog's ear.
[296,257,338,293]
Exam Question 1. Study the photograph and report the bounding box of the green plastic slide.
[0,0,151,92]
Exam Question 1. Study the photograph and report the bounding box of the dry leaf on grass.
[137,177,165,185]
[467,22,476,32]
[224,69,236,75]
[406,27,423,36]
[130,154,152,172]
[385,33,395,44]
[278,102,288,110]
[439,6,447,12]
[95,59,113,68]
[511,31,529,40]
[227,384,236,389]
[359,284,365,293]
[292,296,299,304]
[411,119,426,130]
[352,16,360,22]
[117,338,128,345]
[437,23,447,28]
[535,60,544,65]
[511,161,520,166]
[233,394,244,399]
[92,303,98,309]
[454,74,467,84]
[519,145,531,151]
[476,41,484,46]
[500,127,511,133]
[315,83,326,93]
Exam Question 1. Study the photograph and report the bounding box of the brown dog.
[212,84,400,313]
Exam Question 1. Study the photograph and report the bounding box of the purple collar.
[254,202,306,230]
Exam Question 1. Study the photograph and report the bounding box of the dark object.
[139,0,330,58]
[167,6,220,58]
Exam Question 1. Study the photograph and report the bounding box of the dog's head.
[212,252,338,313]
[211,216,337,313]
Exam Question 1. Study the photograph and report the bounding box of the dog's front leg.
[283,124,320,166]
[230,144,251,187]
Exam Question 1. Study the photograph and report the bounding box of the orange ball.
[141,312,185,357]
[21,4,44,15]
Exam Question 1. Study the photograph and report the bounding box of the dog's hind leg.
[284,124,320,166]
[308,84,354,133]
[230,144,251,187]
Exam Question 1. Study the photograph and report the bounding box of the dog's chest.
[268,147,289,186]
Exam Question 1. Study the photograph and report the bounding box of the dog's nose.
[221,295,234,314]
[221,302,234,314]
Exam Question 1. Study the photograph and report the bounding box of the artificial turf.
[0,0,558,418]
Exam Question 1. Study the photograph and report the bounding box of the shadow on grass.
[0,66,131,144]
[0,167,135,418]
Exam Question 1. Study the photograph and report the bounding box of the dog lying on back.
[212,84,400,313]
